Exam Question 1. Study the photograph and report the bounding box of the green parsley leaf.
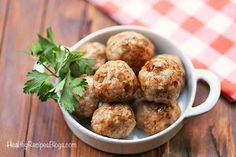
[23,27,93,113]
[70,58,95,77]
[47,27,54,43]
[31,42,42,56]
[38,34,56,50]
[59,72,78,113]
[71,77,88,97]
[23,70,56,101]
[50,78,66,93]
[24,70,51,93]
[61,50,82,69]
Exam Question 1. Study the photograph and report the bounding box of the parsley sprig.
[23,27,94,113]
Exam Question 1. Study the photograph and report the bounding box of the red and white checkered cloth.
[88,0,236,102]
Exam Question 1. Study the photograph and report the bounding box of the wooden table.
[0,0,235,156]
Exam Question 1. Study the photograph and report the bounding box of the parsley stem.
[41,64,59,77]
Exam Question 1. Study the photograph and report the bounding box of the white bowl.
[38,25,221,154]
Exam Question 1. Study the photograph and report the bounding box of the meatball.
[78,42,107,72]
[93,60,138,102]
[106,31,154,72]
[73,75,99,118]
[91,103,136,138]
[139,54,185,103]
[134,100,181,135]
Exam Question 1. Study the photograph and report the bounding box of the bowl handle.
[184,69,221,118]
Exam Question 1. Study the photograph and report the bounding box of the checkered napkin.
[88,0,236,102]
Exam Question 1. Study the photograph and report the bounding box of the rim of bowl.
[62,25,196,144]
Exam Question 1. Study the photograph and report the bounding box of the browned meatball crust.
[93,60,138,102]
[78,42,107,72]
[106,31,154,72]
[139,54,185,103]
[91,103,136,138]
[134,100,181,135]
[73,75,99,118]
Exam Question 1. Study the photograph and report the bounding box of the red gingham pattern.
[89,0,236,102]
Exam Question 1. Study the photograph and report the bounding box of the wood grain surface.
[0,0,235,157]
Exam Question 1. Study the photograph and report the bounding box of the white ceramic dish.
[37,25,221,154]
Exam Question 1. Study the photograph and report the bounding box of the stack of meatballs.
[73,31,185,139]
